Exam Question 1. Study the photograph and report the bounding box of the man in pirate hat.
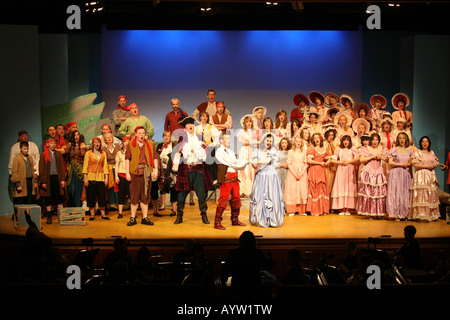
[172,117,213,225]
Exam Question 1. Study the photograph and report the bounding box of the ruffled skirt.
[409,169,440,222]
[357,165,387,217]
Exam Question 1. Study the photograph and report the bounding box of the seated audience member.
[221,231,274,299]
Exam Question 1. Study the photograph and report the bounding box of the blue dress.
[249,147,285,228]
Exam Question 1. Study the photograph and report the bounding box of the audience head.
[239,231,256,251]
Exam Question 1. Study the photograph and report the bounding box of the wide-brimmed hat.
[240,114,254,128]
[309,91,325,105]
[355,102,371,118]
[340,94,355,109]
[370,94,387,109]
[293,93,309,107]
[382,111,392,119]
[252,105,267,117]
[324,92,340,107]
[326,106,340,118]
[334,110,353,126]
[352,118,370,134]
[306,110,321,123]
[392,93,410,109]
[395,117,407,125]
[380,118,395,131]
[365,117,377,130]
[322,123,339,138]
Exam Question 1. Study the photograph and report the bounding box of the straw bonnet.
[309,91,325,105]
[391,92,410,109]
[252,105,267,117]
[370,94,387,109]
[293,93,309,107]
[334,110,353,126]
[240,114,254,128]
[355,102,371,118]
[324,92,340,108]
[340,94,355,110]
[352,117,370,134]
[380,118,395,131]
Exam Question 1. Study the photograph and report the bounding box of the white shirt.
[180,132,206,165]
[215,145,247,173]
[115,150,126,174]
[159,143,173,169]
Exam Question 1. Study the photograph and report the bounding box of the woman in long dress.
[284,136,308,215]
[357,133,388,218]
[330,135,359,215]
[323,126,339,195]
[386,132,413,221]
[249,133,285,228]
[237,114,258,197]
[306,133,331,216]
[67,130,87,208]
[277,137,291,198]
[409,136,440,222]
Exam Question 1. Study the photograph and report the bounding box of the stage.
[1,201,449,242]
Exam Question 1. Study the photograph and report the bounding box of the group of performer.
[8,90,449,229]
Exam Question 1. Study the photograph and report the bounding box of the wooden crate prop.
[13,204,41,231]
[58,207,86,226]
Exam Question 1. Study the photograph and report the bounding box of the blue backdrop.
[101,29,363,141]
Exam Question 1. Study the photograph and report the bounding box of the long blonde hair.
[291,136,305,152]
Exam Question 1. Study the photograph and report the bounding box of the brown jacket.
[127,139,157,174]
[11,154,37,198]
[39,150,66,197]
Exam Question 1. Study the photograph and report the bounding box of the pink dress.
[306,146,330,216]
[284,148,308,214]
[331,147,358,210]
[357,146,388,217]
[386,147,413,219]
[409,150,440,222]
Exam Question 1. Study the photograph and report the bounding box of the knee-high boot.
[174,200,185,224]
[198,201,210,224]
[214,206,226,230]
[230,199,246,226]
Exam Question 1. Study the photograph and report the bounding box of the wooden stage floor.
[1,200,449,246]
